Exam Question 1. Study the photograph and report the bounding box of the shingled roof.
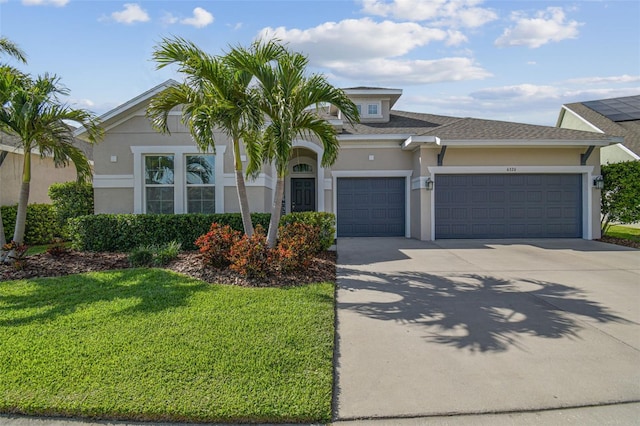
[561,99,640,155]
[343,110,613,142]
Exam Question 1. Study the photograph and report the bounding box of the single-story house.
[556,94,640,164]
[0,132,92,206]
[77,80,620,240]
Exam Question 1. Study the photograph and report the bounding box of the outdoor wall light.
[425,177,434,190]
[593,175,604,190]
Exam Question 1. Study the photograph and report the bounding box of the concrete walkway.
[333,238,640,421]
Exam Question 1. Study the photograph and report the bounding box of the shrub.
[601,161,640,232]
[229,226,271,279]
[68,213,271,252]
[195,223,240,268]
[1,240,28,269]
[1,204,63,245]
[128,241,182,267]
[274,222,322,273]
[280,212,335,251]
[46,238,70,257]
[128,246,154,267]
[48,182,93,235]
[153,241,181,266]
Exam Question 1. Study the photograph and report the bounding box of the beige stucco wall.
[332,147,413,170]
[439,147,585,166]
[94,188,134,214]
[1,151,79,206]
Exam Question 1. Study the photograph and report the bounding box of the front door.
[291,178,315,212]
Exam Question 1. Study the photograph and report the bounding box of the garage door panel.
[337,177,405,237]
[436,174,581,239]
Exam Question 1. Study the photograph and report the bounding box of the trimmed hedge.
[69,213,271,252]
[1,204,64,245]
[48,182,93,235]
[69,211,337,253]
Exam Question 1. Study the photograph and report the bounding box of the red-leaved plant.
[195,223,241,268]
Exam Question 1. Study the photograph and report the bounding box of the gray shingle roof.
[343,110,612,141]
[342,110,460,135]
[563,101,640,155]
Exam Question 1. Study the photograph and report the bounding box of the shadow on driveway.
[338,267,630,353]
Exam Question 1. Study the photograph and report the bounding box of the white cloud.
[22,0,68,6]
[180,7,214,28]
[259,18,463,64]
[360,0,497,28]
[470,84,559,101]
[566,74,640,85]
[111,3,150,25]
[162,12,178,25]
[495,7,582,48]
[327,57,491,84]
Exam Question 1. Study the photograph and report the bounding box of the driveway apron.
[334,238,640,420]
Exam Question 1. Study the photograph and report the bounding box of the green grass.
[0,269,335,423]
[605,225,640,242]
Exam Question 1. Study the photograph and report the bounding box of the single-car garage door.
[435,174,582,239]
[337,177,405,237]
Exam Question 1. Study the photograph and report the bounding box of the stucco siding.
[332,147,413,170]
[1,151,78,206]
[439,148,584,167]
[95,188,133,214]
[559,110,600,133]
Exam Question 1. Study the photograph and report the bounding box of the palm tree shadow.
[338,267,631,353]
[0,269,209,326]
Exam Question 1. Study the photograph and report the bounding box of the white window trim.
[354,101,383,119]
[131,145,226,214]
[331,170,413,238]
[427,165,595,240]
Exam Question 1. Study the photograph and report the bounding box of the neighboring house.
[0,131,93,206]
[557,94,640,164]
[77,80,620,241]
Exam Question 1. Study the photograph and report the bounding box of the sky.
[0,0,639,126]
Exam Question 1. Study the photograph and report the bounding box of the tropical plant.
[601,161,640,233]
[147,36,285,237]
[229,44,359,247]
[0,71,102,262]
[0,37,27,249]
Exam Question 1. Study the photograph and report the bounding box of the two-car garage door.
[435,174,582,239]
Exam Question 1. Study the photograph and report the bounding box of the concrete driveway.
[334,238,640,421]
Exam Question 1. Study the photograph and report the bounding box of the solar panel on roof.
[583,95,640,122]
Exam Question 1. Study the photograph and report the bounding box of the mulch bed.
[596,236,640,249]
[0,250,336,287]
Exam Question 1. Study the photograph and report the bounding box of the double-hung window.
[145,155,175,214]
[185,154,215,213]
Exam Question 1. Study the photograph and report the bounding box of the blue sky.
[1,0,639,125]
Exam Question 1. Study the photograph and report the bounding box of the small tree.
[601,161,640,233]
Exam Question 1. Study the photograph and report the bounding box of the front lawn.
[605,224,640,242]
[0,269,335,423]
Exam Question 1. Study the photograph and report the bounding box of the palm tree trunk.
[266,176,285,248]
[0,209,5,247]
[233,139,254,237]
[12,152,31,245]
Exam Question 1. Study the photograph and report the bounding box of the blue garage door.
[337,177,405,237]
[435,174,582,239]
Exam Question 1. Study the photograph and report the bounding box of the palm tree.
[147,37,284,237]
[0,71,102,255]
[236,45,360,247]
[0,37,27,248]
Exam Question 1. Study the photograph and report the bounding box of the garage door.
[337,177,405,237]
[435,174,582,239]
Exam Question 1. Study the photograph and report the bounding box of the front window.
[368,104,379,115]
[145,155,175,214]
[186,155,215,213]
